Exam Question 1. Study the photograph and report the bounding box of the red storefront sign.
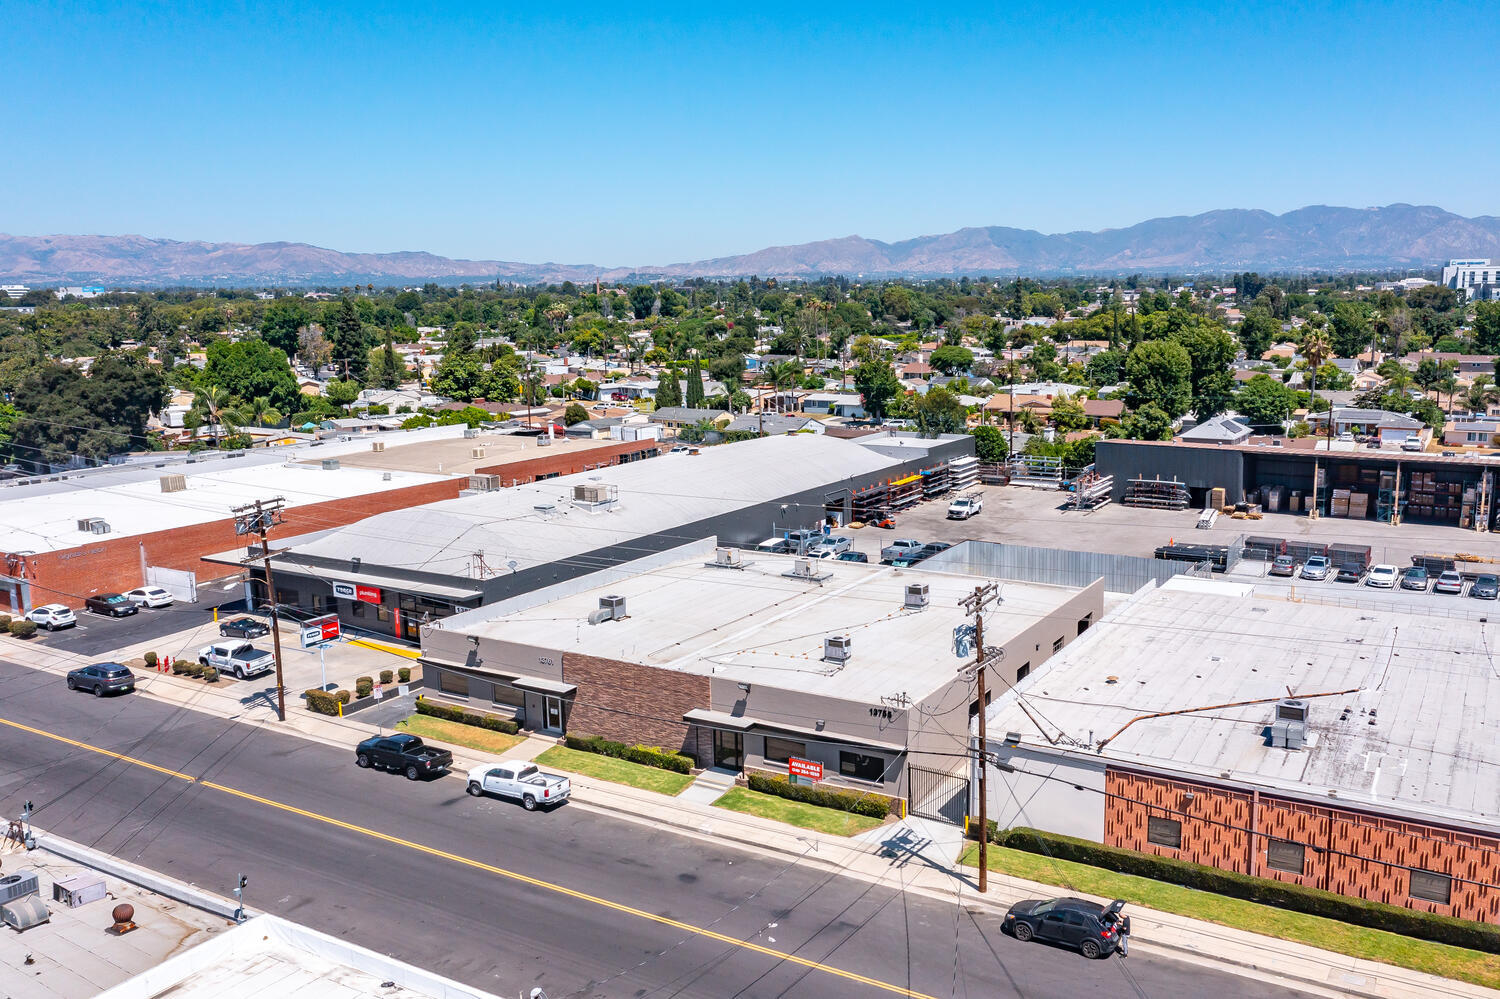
[355,584,382,604]
[788,757,823,781]
[312,613,341,641]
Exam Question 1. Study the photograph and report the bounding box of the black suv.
[1005,897,1130,959]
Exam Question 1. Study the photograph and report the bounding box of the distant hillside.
[5,204,1500,286]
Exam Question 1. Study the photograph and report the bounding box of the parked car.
[1337,431,1355,442]
[1442,450,1458,457]
[1400,566,1429,591]
[1005,897,1130,959]
[668,444,692,454]
[66,662,137,697]
[85,593,139,617]
[916,541,953,560]
[784,529,822,554]
[947,494,983,519]
[1335,565,1364,583]
[1434,570,1465,595]
[813,535,852,556]
[465,760,571,810]
[124,586,174,609]
[836,551,869,563]
[1401,437,1424,452]
[354,733,454,780]
[806,548,838,559]
[27,604,77,631]
[880,538,925,563]
[1299,555,1331,581]
[218,615,270,639]
[1365,564,1399,588]
[1471,574,1500,600]
[1269,555,1298,577]
[197,640,275,679]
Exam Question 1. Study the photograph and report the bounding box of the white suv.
[28,604,78,630]
[125,586,175,608]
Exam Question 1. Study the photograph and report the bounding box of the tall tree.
[1123,340,1192,418]
[260,298,310,358]
[853,359,902,419]
[654,368,682,408]
[1236,310,1279,362]
[684,353,705,408]
[330,297,370,381]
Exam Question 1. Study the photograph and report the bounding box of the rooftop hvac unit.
[823,635,852,664]
[159,473,187,493]
[573,483,615,504]
[0,894,50,931]
[371,441,385,452]
[904,582,930,609]
[471,446,486,459]
[588,594,627,625]
[463,427,481,439]
[321,458,340,470]
[468,474,500,491]
[77,517,106,534]
[0,870,39,906]
[382,472,392,481]
[1276,698,1308,723]
[714,547,743,567]
[52,875,105,909]
[1269,698,1309,750]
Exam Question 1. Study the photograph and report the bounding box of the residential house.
[1306,407,1425,445]
[725,413,823,435]
[1178,414,1254,445]
[801,393,868,419]
[1443,414,1500,447]
[650,407,733,435]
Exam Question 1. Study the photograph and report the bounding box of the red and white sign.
[788,757,823,781]
[311,613,341,641]
[373,683,384,700]
[332,582,383,604]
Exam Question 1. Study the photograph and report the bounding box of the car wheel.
[1080,939,1101,959]
[1013,922,1033,942]
[405,765,420,781]
[467,782,483,797]
[356,753,371,768]
[234,666,245,680]
[522,795,538,811]
[199,657,209,667]
[93,684,105,697]
[46,623,55,631]
[67,677,76,690]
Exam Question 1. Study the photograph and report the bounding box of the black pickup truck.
[354,733,454,781]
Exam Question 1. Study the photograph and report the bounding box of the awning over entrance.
[683,708,905,754]
[511,675,577,697]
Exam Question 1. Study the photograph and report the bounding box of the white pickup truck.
[466,760,572,811]
[197,640,275,679]
[880,538,925,562]
[947,494,983,519]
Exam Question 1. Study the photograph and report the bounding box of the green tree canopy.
[1235,373,1295,427]
[929,344,973,376]
[1236,310,1279,361]
[853,359,902,419]
[201,338,301,414]
[260,298,311,358]
[563,402,589,425]
[1124,340,1192,418]
[969,425,1009,462]
[911,385,966,436]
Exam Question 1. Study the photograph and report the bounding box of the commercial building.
[420,539,1103,808]
[1441,258,1500,301]
[244,432,975,643]
[981,577,1500,923]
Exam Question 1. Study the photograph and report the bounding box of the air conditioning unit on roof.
[823,635,851,663]
[715,547,742,567]
[905,582,930,609]
[0,870,39,906]
[371,441,385,452]
[463,428,481,439]
[471,446,486,459]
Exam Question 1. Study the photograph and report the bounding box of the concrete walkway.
[2,635,1494,999]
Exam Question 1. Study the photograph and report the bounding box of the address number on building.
[788,757,823,781]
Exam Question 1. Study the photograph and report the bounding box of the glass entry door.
[543,696,564,732]
[712,730,743,770]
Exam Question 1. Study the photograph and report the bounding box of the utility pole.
[959,582,1003,893]
[233,497,288,721]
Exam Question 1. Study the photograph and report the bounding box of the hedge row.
[7,619,36,638]
[415,696,520,735]
[168,661,219,681]
[304,688,352,715]
[746,770,895,819]
[996,826,1500,954]
[565,734,694,774]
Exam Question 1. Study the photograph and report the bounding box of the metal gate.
[908,765,970,825]
[145,566,198,603]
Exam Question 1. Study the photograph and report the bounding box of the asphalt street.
[0,659,1314,999]
[33,597,229,658]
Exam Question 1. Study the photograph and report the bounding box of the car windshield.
[105,595,128,603]
[1032,900,1056,914]
[105,668,131,678]
[1481,576,1498,586]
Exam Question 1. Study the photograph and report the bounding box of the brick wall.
[0,477,464,611]
[1106,769,1500,923]
[561,652,709,762]
[474,439,660,483]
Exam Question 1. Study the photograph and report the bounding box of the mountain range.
[4,204,1499,287]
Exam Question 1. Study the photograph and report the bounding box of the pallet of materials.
[1124,477,1190,510]
[1242,536,1287,560]
[1154,542,1229,572]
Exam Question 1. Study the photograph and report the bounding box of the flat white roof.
[454,554,1081,702]
[985,578,1500,831]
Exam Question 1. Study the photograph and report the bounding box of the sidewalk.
[3,637,1495,999]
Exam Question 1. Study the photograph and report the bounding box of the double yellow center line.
[0,715,937,999]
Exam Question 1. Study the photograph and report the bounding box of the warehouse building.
[980,577,1500,922]
[419,538,1104,813]
[238,432,974,643]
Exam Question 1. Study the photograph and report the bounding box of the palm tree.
[185,385,246,447]
[759,360,801,413]
[247,396,284,428]
[1464,375,1499,416]
[1301,331,1332,448]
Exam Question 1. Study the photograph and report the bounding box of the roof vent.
[321,458,340,470]
[1268,698,1308,750]
[159,473,187,493]
[471,446,486,459]
[588,594,627,625]
[77,517,109,534]
[382,472,392,481]
[904,582,930,609]
[371,441,385,452]
[823,635,852,664]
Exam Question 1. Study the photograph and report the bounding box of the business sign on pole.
[301,612,341,649]
[788,757,823,782]
[331,582,382,603]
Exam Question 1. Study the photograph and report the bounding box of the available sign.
[331,582,382,603]
[788,757,823,782]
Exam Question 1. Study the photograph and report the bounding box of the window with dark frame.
[763,737,806,765]
[1266,839,1305,874]
[1078,614,1092,634]
[1146,815,1182,849]
[1409,869,1452,905]
[490,683,525,707]
[438,671,469,698]
[839,751,885,782]
[1052,636,1064,653]
[1016,662,1031,681]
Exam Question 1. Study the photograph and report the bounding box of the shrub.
[379,669,395,685]
[203,666,219,683]
[8,619,37,639]
[144,652,158,669]
[413,696,519,734]
[355,677,374,699]
[0,614,11,632]
[564,733,694,774]
[745,771,894,819]
[398,667,411,683]
[996,826,1500,954]
[173,659,192,675]
[186,663,205,677]
[337,689,352,705]
[304,688,342,715]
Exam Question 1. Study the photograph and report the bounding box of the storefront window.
[839,751,886,782]
[438,671,469,698]
[764,737,805,765]
[491,684,525,707]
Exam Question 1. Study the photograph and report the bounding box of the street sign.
[788,757,823,781]
[373,683,384,701]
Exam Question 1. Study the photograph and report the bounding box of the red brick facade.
[474,439,660,484]
[561,651,709,762]
[1106,769,1500,922]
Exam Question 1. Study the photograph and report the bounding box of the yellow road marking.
[347,637,421,659]
[0,717,194,782]
[1,715,935,998]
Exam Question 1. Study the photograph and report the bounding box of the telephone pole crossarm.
[958,582,1002,893]
[232,497,289,722]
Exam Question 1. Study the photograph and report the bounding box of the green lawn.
[712,787,887,837]
[960,844,1500,990]
[395,714,524,756]
[534,746,695,795]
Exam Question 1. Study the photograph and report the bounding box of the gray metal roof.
[650,407,726,423]
[725,413,819,434]
[283,434,900,579]
[1180,414,1253,443]
[985,578,1500,832]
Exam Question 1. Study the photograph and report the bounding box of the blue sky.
[7,1,1498,264]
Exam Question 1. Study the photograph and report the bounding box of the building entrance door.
[543,696,564,733]
[712,730,743,771]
